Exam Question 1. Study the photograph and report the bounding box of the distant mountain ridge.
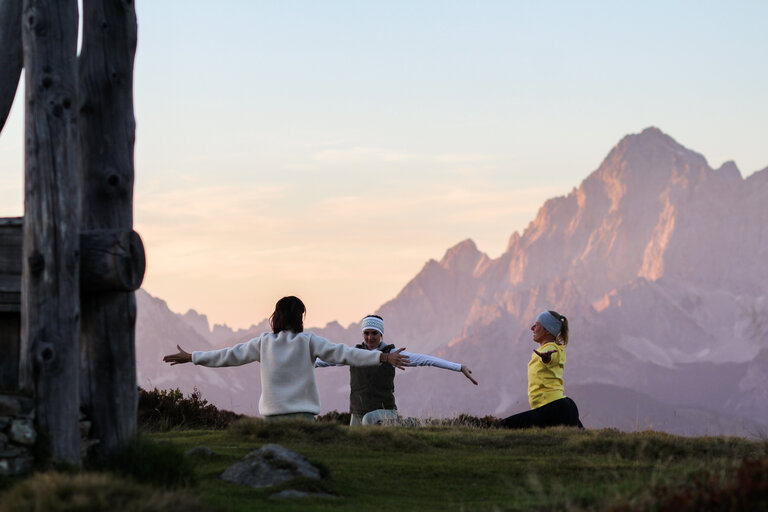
[137,127,768,436]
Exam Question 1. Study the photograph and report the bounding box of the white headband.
[361,316,384,335]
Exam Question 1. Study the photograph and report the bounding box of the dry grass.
[0,471,209,512]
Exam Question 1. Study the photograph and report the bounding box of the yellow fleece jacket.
[527,341,565,409]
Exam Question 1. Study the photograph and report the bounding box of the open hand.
[386,347,410,370]
[163,344,192,365]
[461,365,478,385]
[533,349,557,364]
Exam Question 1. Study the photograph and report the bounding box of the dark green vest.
[349,344,396,415]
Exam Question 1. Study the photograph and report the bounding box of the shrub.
[607,455,768,512]
[0,471,209,512]
[138,387,242,432]
[315,410,351,425]
[439,414,501,428]
[228,417,346,444]
[86,437,196,488]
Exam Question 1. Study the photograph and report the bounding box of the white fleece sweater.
[192,330,381,416]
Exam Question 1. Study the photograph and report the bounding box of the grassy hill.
[2,391,766,511]
[143,419,765,512]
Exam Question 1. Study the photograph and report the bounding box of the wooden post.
[80,229,145,293]
[78,0,140,458]
[20,0,81,464]
[0,0,23,133]
[0,218,22,391]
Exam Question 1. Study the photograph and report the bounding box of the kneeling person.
[316,314,477,425]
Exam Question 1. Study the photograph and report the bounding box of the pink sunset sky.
[1,1,766,330]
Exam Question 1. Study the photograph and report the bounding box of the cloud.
[132,157,558,329]
[312,146,498,165]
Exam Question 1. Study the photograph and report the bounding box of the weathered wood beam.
[0,217,22,390]
[0,217,22,313]
[79,0,140,459]
[20,0,81,465]
[2,220,145,295]
[80,229,145,292]
[0,0,23,133]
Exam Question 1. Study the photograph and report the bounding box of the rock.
[9,419,37,445]
[0,396,21,416]
[0,445,25,457]
[11,456,33,475]
[186,445,214,457]
[220,444,321,488]
[271,489,337,500]
[15,397,34,416]
[80,438,100,459]
[0,456,34,476]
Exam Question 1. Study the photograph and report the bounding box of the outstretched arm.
[314,358,344,368]
[402,351,478,385]
[533,349,557,364]
[460,365,478,385]
[163,345,192,365]
[382,347,410,371]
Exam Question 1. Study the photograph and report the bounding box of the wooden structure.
[0,0,143,465]
[0,218,22,392]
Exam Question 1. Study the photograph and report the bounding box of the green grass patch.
[142,420,768,511]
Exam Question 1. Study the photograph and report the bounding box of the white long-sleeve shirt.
[315,341,462,372]
[192,331,381,416]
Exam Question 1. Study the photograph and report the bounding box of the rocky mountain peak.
[597,127,708,186]
[715,160,742,180]
[438,239,485,274]
[181,309,211,339]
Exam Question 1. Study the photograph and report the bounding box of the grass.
[0,471,208,512]
[141,419,768,512]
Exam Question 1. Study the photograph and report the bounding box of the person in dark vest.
[316,314,478,426]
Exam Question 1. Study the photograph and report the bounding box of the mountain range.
[137,127,768,437]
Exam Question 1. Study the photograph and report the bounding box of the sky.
[1,1,766,331]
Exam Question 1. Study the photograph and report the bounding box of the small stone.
[0,445,25,457]
[10,456,34,475]
[0,396,21,416]
[186,445,214,458]
[220,443,321,488]
[9,419,36,445]
[80,438,100,459]
[15,397,34,415]
[271,490,337,500]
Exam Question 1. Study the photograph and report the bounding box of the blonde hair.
[548,310,569,345]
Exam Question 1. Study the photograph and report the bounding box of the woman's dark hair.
[364,314,383,320]
[270,296,306,333]
[548,310,569,345]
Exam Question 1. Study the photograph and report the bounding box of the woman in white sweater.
[162,296,409,421]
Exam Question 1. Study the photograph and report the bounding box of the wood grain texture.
[20,0,81,465]
[78,0,140,459]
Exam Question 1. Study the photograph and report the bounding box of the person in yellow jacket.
[497,310,583,429]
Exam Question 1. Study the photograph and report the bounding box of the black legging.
[497,397,584,429]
